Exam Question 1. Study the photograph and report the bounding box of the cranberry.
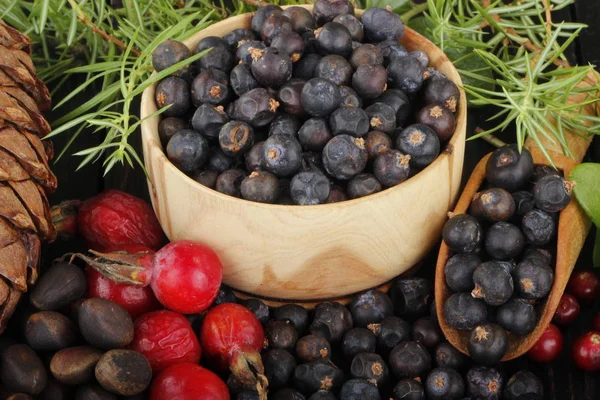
[77,189,164,252]
[572,331,600,372]
[131,310,201,373]
[201,303,267,396]
[86,243,161,319]
[150,363,229,400]
[552,293,580,326]
[78,240,223,314]
[527,323,563,363]
[593,313,600,332]
[567,270,600,303]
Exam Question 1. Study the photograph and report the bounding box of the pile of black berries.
[217,274,544,400]
[152,0,460,205]
[442,144,573,365]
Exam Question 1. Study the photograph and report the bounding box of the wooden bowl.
[140,5,467,301]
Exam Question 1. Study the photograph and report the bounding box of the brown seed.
[0,344,47,395]
[95,350,152,396]
[74,384,118,400]
[25,311,77,351]
[50,346,103,385]
[40,378,73,400]
[29,262,86,311]
[78,298,134,349]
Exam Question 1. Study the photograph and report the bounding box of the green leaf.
[570,163,600,228]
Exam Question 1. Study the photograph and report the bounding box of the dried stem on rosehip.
[64,250,153,286]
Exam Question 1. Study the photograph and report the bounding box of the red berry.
[86,243,161,319]
[201,303,267,396]
[572,331,600,372]
[593,313,600,332]
[130,310,201,373]
[150,363,229,400]
[151,241,222,313]
[527,323,563,363]
[552,293,580,326]
[78,189,164,252]
[567,270,600,303]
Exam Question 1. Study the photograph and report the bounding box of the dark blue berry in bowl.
[264,349,297,390]
[342,327,376,360]
[269,115,302,137]
[512,190,535,216]
[251,4,282,35]
[409,50,429,67]
[389,341,432,380]
[416,103,456,142]
[466,366,503,400]
[333,14,364,42]
[387,56,424,94]
[425,367,465,400]
[467,323,508,365]
[392,378,425,400]
[231,88,279,128]
[309,301,353,343]
[192,170,218,189]
[282,6,316,34]
[347,173,382,199]
[191,69,230,107]
[166,129,209,173]
[301,77,342,117]
[496,298,537,336]
[251,47,293,88]
[373,149,410,187]
[504,371,544,400]
[236,40,266,65]
[377,40,408,66]
[329,106,369,137]
[442,214,482,253]
[412,317,443,349]
[365,102,396,134]
[313,0,354,26]
[215,168,246,198]
[523,246,554,265]
[274,304,309,334]
[278,79,306,117]
[513,258,554,300]
[223,28,255,50]
[395,124,440,169]
[218,120,255,157]
[352,64,387,100]
[293,361,344,395]
[293,53,322,80]
[522,209,556,245]
[155,76,190,117]
[350,352,389,387]
[339,85,362,108]
[230,64,260,97]
[262,133,303,177]
[348,289,393,328]
[423,76,461,113]
[532,164,562,183]
[361,7,404,42]
[192,104,229,140]
[326,185,348,203]
[533,174,573,212]
[470,188,515,222]
[271,31,305,62]
[350,43,383,69]
[295,334,331,362]
[300,151,327,174]
[206,147,235,174]
[245,141,265,172]
[197,45,234,73]
[484,221,525,260]
[370,316,410,355]
[299,118,332,152]
[152,40,191,76]
[195,36,229,53]
[261,14,294,45]
[434,342,468,370]
[290,171,330,205]
[373,89,411,126]
[322,135,368,180]
[315,22,353,57]
[339,379,380,400]
[158,117,187,145]
[485,144,534,192]
[240,171,280,203]
[444,253,480,292]
[365,131,392,160]
[471,261,514,306]
[443,293,488,331]
[314,55,353,86]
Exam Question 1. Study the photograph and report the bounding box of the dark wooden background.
[43,1,600,398]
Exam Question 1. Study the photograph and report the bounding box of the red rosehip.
[78,189,164,252]
[527,323,563,363]
[552,293,580,326]
[87,243,161,319]
[150,363,229,400]
[130,310,201,373]
[572,331,600,372]
[593,313,600,332]
[567,270,600,303]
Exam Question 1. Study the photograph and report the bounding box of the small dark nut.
[74,384,118,400]
[25,311,77,351]
[0,344,47,395]
[78,298,134,350]
[50,346,103,385]
[40,378,73,400]
[29,263,86,311]
[95,350,152,396]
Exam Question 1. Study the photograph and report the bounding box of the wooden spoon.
[435,71,599,361]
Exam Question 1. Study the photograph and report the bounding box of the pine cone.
[0,20,57,333]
